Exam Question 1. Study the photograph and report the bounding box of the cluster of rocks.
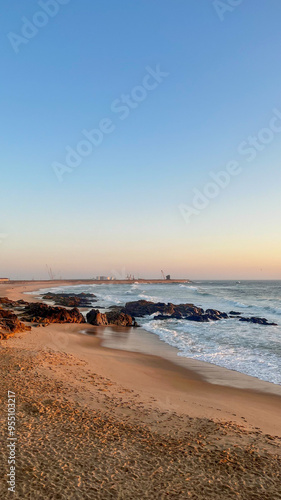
[239,316,277,326]
[42,292,97,308]
[0,297,29,309]
[0,309,31,340]
[113,300,277,326]
[0,293,277,342]
[120,300,227,322]
[229,310,277,325]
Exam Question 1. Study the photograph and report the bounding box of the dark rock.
[205,309,228,319]
[153,315,172,321]
[122,300,228,323]
[154,312,214,322]
[185,314,211,322]
[122,300,174,317]
[109,299,276,326]
[154,312,183,320]
[86,309,137,327]
[0,309,31,340]
[174,304,204,316]
[123,300,204,318]
[86,309,108,326]
[21,303,85,325]
[43,292,96,299]
[123,300,231,323]
[239,317,277,326]
[106,311,136,327]
[42,292,97,308]
[171,312,184,319]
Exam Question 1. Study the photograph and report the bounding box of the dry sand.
[0,281,281,499]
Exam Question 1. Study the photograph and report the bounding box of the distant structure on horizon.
[95,276,115,281]
[161,270,171,280]
[0,278,10,282]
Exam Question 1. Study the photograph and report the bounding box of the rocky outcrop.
[149,299,277,325]
[122,300,228,323]
[106,310,137,326]
[21,303,86,325]
[122,300,204,318]
[122,300,174,317]
[205,309,228,320]
[154,310,228,323]
[0,297,29,309]
[86,309,137,327]
[239,317,277,326]
[0,309,31,340]
[86,309,108,326]
[42,292,97,308]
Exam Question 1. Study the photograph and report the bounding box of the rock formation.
[0,297,29,309]
[0,309,31,340]
[239,317,277,326]
[120,300,277,325]
[42,292,97,308]
[21,303,86,325]
[122,300,205,318]
[122,300,227,322]
[86,309,137,327]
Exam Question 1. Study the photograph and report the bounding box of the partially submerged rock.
[122,300,227,322]
[122,300,277,326]
[205,309,228,320]
[21,303,86,325]
[239,317,277,326]
[0,309,31,340]
[122,300,204,318]
[86,309,137,327]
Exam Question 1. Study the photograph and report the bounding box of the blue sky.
[1,0,281,279]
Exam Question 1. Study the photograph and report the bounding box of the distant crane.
[126,274,135,281]
[161,270,171,280]
[46,265,55,280]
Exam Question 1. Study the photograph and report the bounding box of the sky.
[1,0,281,280]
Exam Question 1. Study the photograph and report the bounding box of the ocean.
[35,280,281,386]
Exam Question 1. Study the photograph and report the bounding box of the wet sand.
[0,281,281,498]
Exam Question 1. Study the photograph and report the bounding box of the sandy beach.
[1,281,281,499]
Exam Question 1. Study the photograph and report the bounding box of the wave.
[141,318,281,385]
[251,304,281,316]
[138,293,159,302]
[100,295,122,305]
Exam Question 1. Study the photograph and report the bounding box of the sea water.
[35,280,281,385]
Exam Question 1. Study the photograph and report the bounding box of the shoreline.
[3,279,281,393]
[4,321,281,436]
[7,279,281,393]
[95,326,281,395]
